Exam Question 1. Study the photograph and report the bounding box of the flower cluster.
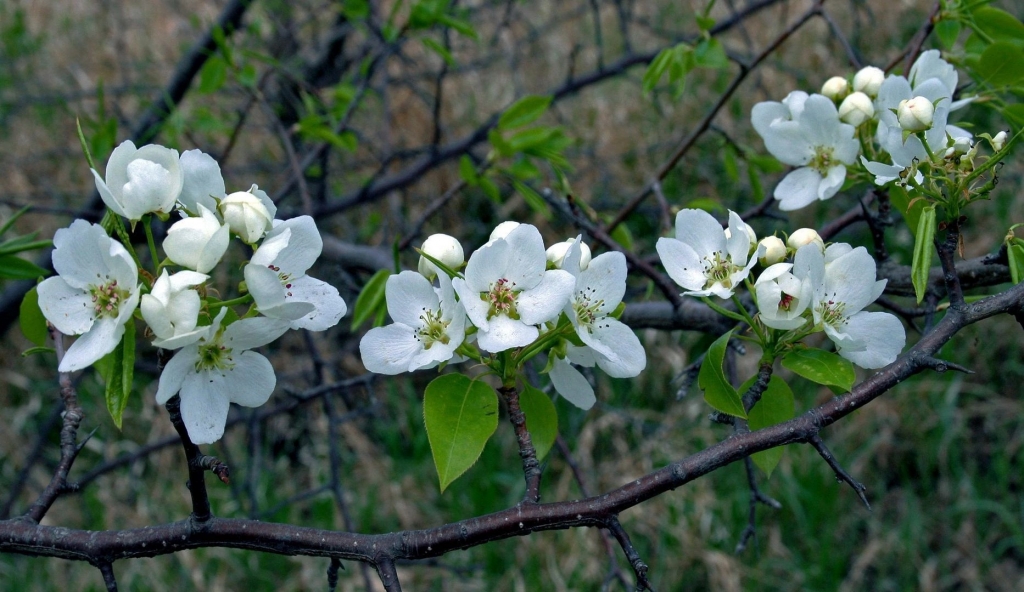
[359,223,646,410]
[657,210,905,369]
[753,50,1004,209]
[39,141,347,444]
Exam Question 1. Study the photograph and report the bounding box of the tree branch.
[500,385,542,503]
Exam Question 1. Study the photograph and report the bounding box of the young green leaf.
[518,384,558,461]
[782,348,856,392]
[642,48,675,95]
[498,95,552,130]
[423,374,500,492]
[0,255,48,280]
[972,6,1024,47]
[458,155,479,186]
[101,319,136,430]
[748,375,795,477]
[974,42,1024,87]
[934,19,961,49]
[198,55,229,94]
[351,269,391,331]
[1007,239,1024,284]
[912,206,937,304]
[698,330,745,418]
[19,286,48,346]
[694,38,728,69]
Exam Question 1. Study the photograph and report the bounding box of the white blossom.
[992,130,1008,152]
[140,269,209,349]
[178,149,225,214]
[359,271,466,374]
[787,228,824,252]
[852,66,885,97]
[754,248,814,330]
[244,216,347,331]
[751,92,860,210]
[92,140,183,221]
[838,92,874,126]
[155,308,290,444]
[417,233,464,279]
[821,76,849,100]
[452,223,574,352]
[220,185,275,244]
[163,204,230,274]
[546,238,591,270]
[897,96,934,132]
[758,236,787,266]
[37,220,141,372]
[656,209,760,299]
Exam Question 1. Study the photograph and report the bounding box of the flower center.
[779,293,796,312]
[703,251,738,290]
[195,337,235,372]
[816,298,847,327]
[572,287,604,329]
[809,146,836,176]
[267,264,295,297]
[483,278,519,319]
[416,307,451,350]
[89,279,130,319]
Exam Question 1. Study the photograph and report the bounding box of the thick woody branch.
[500,386,543,503]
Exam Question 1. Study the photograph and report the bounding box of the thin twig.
[734,456,782,554]
[98,561,118,592]
[936,219,966,309]
[375,556,403,592]
[807,434,870,509]
[327,557,343,592]
[605,517,655,592]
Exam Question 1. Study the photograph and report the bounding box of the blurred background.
[0,0,1021,589]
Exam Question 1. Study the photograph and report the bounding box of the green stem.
[143,216,160,275]
[701,297,746,323]
[513,323,575,367]
[731,294,765,345]
[209,294,254,310]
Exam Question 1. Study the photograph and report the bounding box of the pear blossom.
[417,233,464,279]
[802,244,905,368]
[546,238,591,270]
[992,131,1008,152]
[838,92,874,126]
[751,92,859,210]
[758,236,787,266]
[155,308,290,444]
[163,204,229,274]
[359,271,467,374]
[178,149,225,214]
[36,220,141,372]
[244,216,347,331]
[852,66,885,97]
[821,76,848,100]
[656,209,760,299]
[549,346,598,410]
[489,221,521,242]
[140,269,209,349]
[897,96,934,132]
[754,247,814,330]
[787,228,824,252]
[92,140,183,220]
[452,223,574,352]
[220,185,275,244]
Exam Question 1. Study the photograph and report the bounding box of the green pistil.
[89,279,129,319]
[779,293,796,312]
[483,277,520,319]
[572,287,605,328]
[416,308,451,350]
[809,146,836,176]
[816,298,846,327]
[703,251,736,291]
[195,340,235,372]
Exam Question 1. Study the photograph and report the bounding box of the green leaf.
[422,38,454,65]
[748,375,795,477]
[498,95,552,130]
[698,330,745,418]
[458,154,478,185]
[1004,104,1024,128]
[642,48,675,95]
[889,184,925,235]
[101,318,135,429]
[76,117,97,171]
[693,38,728,69]
[974,42,1024,87]
[198,55,229,94]
[511,179,551,219]
[518,384,558,461]
[479,175,501,203]
[351,269,391,331]
[782,348,856,392]
[1008,241,1024,284]
[19,286,48,346]
[610,223,633,252]
[0,255,47,280]
[695,15,715,32]
[0,206,30,237]
[912,206,937,304]
[423,374,499,492]
[722,144,739,182]
[973,7,1024,47]
[21,346,55,357]
[934,19,961,49]
[0,236,50,257]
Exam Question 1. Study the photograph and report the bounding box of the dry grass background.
[0,0,1022,589]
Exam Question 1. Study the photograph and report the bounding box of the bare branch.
[807,434,870,509]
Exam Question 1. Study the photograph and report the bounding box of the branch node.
[919,355,973,374]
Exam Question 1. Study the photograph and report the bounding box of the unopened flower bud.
[163,204,230,274]
[838,92,874,126]
[220,185,273,243]
[852,66,885,97]
[992,130,1008,152]
[418,233,464,279]
[897,97,934,132]
[487,221,520,244]
[546,239,592,270]
[787,228,824,252]
[944,135,972,159]
[821,76,849,100]
[758,236,787,266]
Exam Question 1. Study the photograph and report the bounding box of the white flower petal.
[224,316,290,351]
[37,276,94,335]
[261,216,322,277]
[500,223,547,289]
[155,345,197,403]
[178,149,225,213]
[517,269,574,325]
[823,247,877,313]
[576,251,626,313]
[463,239,509,292]
[775,168,824,211]
[477,314,537,352]
[818,165,846,199]
[453,277,489,330]
[92,169,127,218]
[726,211,751,265]
[587,319,646,377]
[219,351,277,407]
[550,358,596,410]
[286,275,347,331]
[59,317,124,372]
[359,324,422,374]
[836,311,905,369]
[656,237,705,292]
[674,209,725,256]
[386,271,440,328]
[178,371,232,445]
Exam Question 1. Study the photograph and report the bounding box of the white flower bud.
[757,236,787,266]
[489,221,521,242]
[418,233,464,279]
[787,228,824,252]
[944,136,973,158]
[546,239,592,270]
[852,66,885,97]
[821,76,849,100]
[897,97,934,132]
[220,185,274,244]
[163,204,230,274]
[838,92,875,126]
[992,130,1008,152]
